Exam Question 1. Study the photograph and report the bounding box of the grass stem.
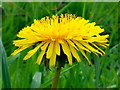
[82,2,86,18]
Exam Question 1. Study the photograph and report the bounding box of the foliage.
[2,2,119,88]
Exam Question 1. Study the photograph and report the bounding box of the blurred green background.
[2,2,119,88]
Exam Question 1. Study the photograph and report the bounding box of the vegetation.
[2,2,119,88]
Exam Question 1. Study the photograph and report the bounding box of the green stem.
[82,2,86,18]
[51,66,61,89]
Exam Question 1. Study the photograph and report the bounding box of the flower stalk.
[51,66,62,89]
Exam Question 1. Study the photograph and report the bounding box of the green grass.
[2,2,119,88]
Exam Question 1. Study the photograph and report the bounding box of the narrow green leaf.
[7,53,20,66]
[31,72,42,88]
[0,40,2,90]
[82,2,86,18]
[94,55,100,88]
[1,39,11,88]
[56,2,73,15]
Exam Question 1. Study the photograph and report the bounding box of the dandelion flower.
[12,14,109,67]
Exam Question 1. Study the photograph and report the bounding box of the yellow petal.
[36,50,45,65]
[54,41,60,55]
[80,41,103,55]
[67,40,78,50]
[69,44,81,62]
[50,50,56,67]
[91,43,105,55]
[11,44,33,56]
[67,55,72,65]
[73,40,91,52]
[79,49,92,65]
[73,37,82,41]
[13,39,38,46]
[41,42,49,50]
[46,42,54,58]
[87,35,109,43]
[23,42,45,60]
[60,41,72,65]
[97,43,109,48]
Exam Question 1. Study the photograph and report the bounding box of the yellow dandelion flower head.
[12,14,109,67]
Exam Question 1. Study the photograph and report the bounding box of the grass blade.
[82,2,86,18]
[1,39,11,88]
[94,55,100,88]
[0,59,1,89]
[56,2,73,15]
[31,72,42,88]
